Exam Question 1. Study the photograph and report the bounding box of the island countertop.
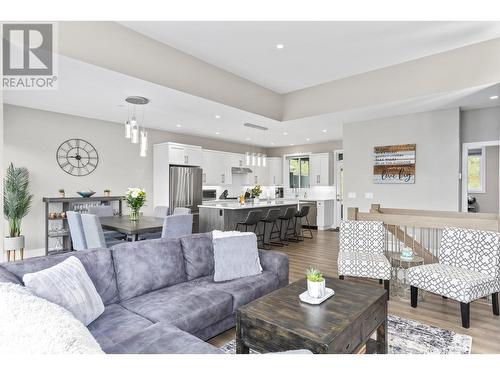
[198,200,299,210]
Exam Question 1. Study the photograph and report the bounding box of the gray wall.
[460,106,500,143]
[267,140,343,157]
[343,108,461,213]
[3,104,265,253]
[469,146,499,213]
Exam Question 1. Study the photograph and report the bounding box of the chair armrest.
[258,250,289,287]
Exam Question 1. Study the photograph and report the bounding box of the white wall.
[3,104,265,254]
[343,108,461,213]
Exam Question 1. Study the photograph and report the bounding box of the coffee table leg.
[235,313,249,354]
[376,318,388,354]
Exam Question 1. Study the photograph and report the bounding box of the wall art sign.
[373,144,416,184]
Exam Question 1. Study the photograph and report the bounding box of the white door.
[334,150,344,228]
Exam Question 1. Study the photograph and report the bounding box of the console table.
[42,196,123,255]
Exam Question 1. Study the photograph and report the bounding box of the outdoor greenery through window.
[288,156,310,188]
[467,148,484,193]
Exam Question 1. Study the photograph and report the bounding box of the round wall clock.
[56,138,99,176]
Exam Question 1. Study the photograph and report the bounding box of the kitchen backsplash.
[203,184,336,200]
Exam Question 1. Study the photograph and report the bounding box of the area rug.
[219,314,472,354]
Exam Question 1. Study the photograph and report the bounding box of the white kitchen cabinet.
[309,153,334,186]
[316,200,335,230]
[165,143,202,166]
[202,150,246,186]
[267,157,283,186]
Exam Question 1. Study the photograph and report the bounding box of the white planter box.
[307,279,326,299]
[4,235,25,251]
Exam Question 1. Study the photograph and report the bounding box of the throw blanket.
[0,282,104,354]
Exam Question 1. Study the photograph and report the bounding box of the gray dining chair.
[162,214,193,239]
[153,206,170,218]
[87,205,126,240]
[66,211,87,251]
[173,207,191,215]
[81,214,125,249]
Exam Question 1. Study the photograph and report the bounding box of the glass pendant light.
[130,116,139,144]
[262,154,267,167]
[245,152,250,166]
[140,130,148,157]
[257,153,261,167]
[125,120,131,138]
[251,152,256,166]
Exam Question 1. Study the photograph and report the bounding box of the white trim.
[333,149,344,228]
[461,140,500,212]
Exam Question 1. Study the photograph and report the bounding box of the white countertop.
[198,200,300,210]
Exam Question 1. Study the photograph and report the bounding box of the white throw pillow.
[212,230,263,282]
[23,256,105,326]
[0,282,103,354]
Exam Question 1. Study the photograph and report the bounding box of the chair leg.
[492,292,499,316]
[460,302,470,329]
[410,286,418,308]
[384,280,390,301]
[339,275,344,280]
[379,279,383,284]
[442,296,448,299]
[304,217,314,239]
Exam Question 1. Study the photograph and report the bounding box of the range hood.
[231,166,253,174]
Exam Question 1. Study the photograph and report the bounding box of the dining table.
[100,215,164,241]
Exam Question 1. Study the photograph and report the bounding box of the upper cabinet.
[309,153,334,186]
[165,143,202,166]
[202,150,246,185]
[267,157,283,186]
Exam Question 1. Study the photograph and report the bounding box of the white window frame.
[467,147,486,194]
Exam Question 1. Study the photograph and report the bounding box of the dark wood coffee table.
[236,277,388,354]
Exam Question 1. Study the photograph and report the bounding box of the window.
[467,148,485,193]
[288,156,310,188]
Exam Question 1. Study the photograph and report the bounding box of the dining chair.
[153,206,170,217]
[173,207,191,215]
[66,211,87,251]
[87,205,126,240]
[81,214,125,249]
[161,214,193,239]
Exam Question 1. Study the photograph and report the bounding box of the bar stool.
[294,205,313,240]
[259,209,283,249]
[235,210,264,246]
[277,206,298,245]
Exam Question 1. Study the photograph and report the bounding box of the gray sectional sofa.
[0,232,289,354]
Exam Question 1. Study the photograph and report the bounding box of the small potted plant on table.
[3,163,33,261]
[306,267,326,299]
[58,188,65,198]
[104,188,111,197]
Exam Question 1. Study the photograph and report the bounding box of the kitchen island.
[199,200,300,240]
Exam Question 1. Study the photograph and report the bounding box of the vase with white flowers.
[125,188,146,221]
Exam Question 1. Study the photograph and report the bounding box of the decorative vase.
[104,191,110,197]
[59,191,65,198]
[4,235,25,251]
[307,279,326,299]
[254,196,260,204]
[129,208,140,221]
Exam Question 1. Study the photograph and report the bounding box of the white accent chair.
[162,214,193,239]
[81,214,125,249]
[337,220,391,299]
[66,211,87,250]
[408,227,500,328]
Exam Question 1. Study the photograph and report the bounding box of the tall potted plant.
[3,163,33,256]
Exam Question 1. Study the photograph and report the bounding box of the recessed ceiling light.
[245,137,251,141]
[322,129,327,133]
[306,138,310,141]
[215,131,220,135]
[215,114,221,119]
[270,142,275,145]
[283,132,288,135]
[490,95,499,100]
[176,124,182,128]
[276,43,285,49]
[290,143,295,146]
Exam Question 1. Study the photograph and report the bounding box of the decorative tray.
[299,288,335,305]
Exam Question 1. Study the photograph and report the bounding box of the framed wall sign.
[373,144,416,184]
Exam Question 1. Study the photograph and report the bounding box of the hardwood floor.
[209,230,500,353]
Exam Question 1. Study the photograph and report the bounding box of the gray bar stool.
[236,210,264,246]
[294,205,313,240]
[259,208,283,249]
[277,206,298,245]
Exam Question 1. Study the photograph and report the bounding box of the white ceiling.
[4,55,499,148]
[120,21,500,93]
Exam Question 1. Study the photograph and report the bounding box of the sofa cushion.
[105,322,222,354]
[87,303,153,351]
[120,281,233,334]
[23,256,105,326]
[180,232,214,280]
[193,271,279,310]
[111,238,187,301]
[2,248,119,305]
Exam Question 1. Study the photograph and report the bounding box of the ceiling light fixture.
[276,43,285,49]
[490,95,499,100]
[283,132,288,135]
[322,129,327,133]
[124,96,150,157]
[176,124,182,128]
[215,131,220,135]
[306,138,310,141]
[215,114,221,119]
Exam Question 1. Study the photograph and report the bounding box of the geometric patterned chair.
[408,227,500,328]
[337,220,391,299]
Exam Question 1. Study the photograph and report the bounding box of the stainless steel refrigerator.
[169,166,202,233]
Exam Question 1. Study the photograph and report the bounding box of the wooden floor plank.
[209,230,500,353]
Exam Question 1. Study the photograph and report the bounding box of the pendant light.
[262,154,267,167]
[257,153,261,167]
[124,104,131,138]
[245,152,251,166]
[124,96,150,156]
[140,130,148,157]
[130,113,139,144]
[251,152,256,166]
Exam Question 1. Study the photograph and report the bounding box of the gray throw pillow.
[212,231,262,282]
[23,256,104,326]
